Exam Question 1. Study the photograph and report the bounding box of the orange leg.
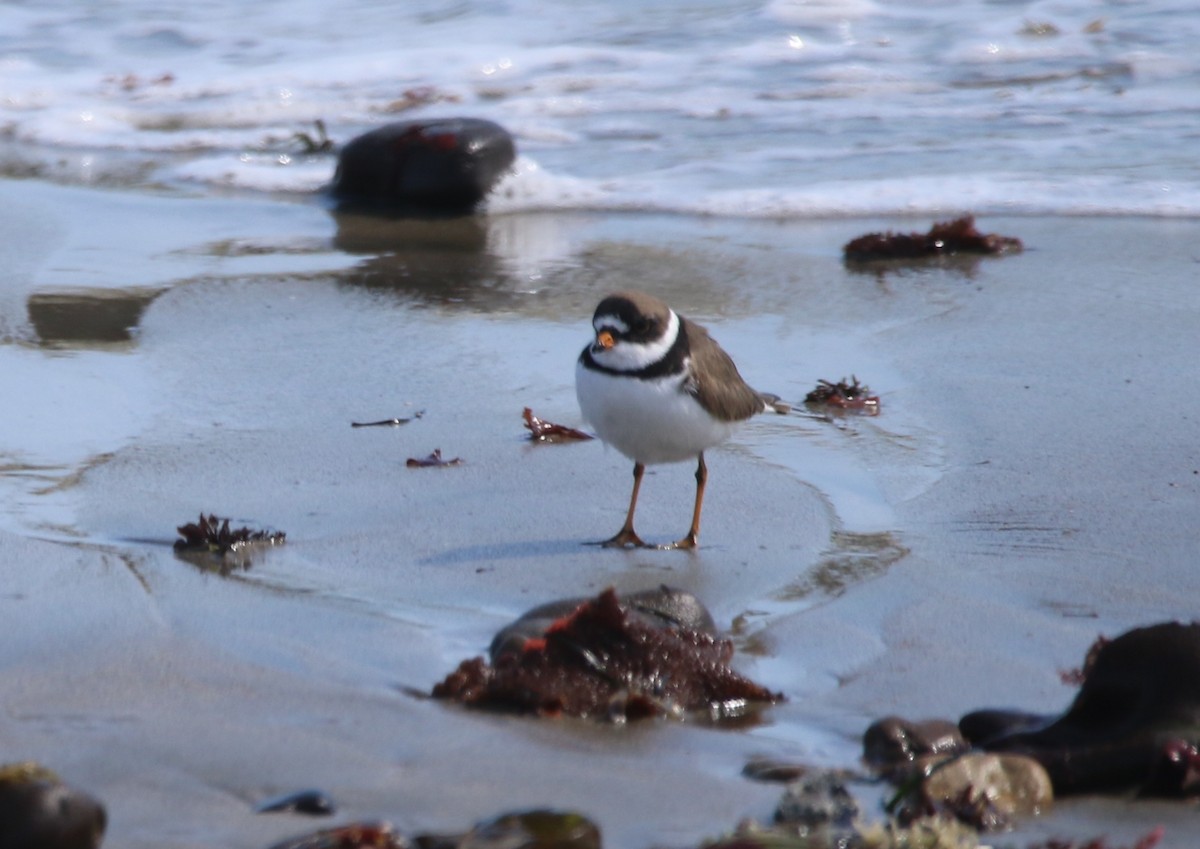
[672,453,706,550]
[599,462,649,548]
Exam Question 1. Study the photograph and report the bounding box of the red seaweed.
[805,377,880,415]
[522,407,593,443]
[173,513,285,555]
[844,215,1022,262]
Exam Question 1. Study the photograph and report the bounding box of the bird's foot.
[587,527,649,549]
[664,530,699,551]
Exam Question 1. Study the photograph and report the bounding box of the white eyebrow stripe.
[593,314,629,334]
[593,310,679,372]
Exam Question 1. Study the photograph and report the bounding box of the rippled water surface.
[3,0,1198,213]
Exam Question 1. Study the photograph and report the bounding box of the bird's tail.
[757,392,791,415]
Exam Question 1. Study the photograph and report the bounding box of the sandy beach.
[2,178,1198,848]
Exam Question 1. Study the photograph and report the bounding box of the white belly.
[576,361,736,464]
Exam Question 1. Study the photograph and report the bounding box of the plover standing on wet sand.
[575,290,785,549]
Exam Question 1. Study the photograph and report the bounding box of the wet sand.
[1,179,1198,847]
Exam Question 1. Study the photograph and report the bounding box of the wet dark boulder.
[968,621,1200,796]
[433,586,780,722]
[957,708,1050,746]
[862,716,969,775]
[330,118,516,215]
[897,752,1053,830]
[858,621,1200,835]
[488,584,716,662]
[0,763,106,849]
[863,716,1051,830]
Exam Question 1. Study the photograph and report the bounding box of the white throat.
[591,309,679,373]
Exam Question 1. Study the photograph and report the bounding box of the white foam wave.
[173,153,334,193]
[490,161,1200,219]
[762,0,882,26]
[1,0,1196,220]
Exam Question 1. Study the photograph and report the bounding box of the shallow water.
[2,0,1198,214]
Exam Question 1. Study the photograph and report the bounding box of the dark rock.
[915,753,1053,830]
[0,763,106,849]
[330,118,516,215]
[488,585,716,662]
[460,810,601,849]
[958,708,1053,746]
[433,587,779,722]
[974,621,1200,796]
[863,716,968,770]
[1144,739,1200,797]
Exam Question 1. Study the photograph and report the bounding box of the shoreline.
[1,179,1198,847]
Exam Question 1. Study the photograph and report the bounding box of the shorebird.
[575,290,783,549]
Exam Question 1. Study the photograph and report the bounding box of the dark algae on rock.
[432,587,780,722]
[487,585,717,662]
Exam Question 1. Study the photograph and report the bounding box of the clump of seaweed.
[292,119,334,153]
[805,376,880,415]
[843,215,1022,262]
[522,407,593,443]
[174,513,286,556]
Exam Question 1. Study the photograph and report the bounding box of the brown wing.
[681,317,768,422]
